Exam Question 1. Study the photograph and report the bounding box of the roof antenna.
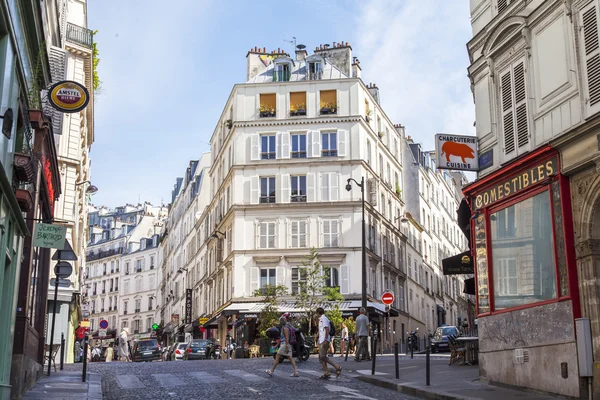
[283,36,296,53]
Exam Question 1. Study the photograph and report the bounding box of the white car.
[172,342,188,361]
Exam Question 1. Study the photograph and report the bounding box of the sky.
[87,0,475,208]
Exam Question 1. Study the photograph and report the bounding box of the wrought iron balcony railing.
[66,23,93,49]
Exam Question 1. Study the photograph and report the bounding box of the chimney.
[295,44,307,61]
[245,46,289,81]
[367,83,380,104]
[352,57,361,79]
[314,41,353,76]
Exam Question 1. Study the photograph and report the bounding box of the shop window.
[319,90,337,114]
[290,92,306,116]
[490,191,556,310]
[259,93,276,118]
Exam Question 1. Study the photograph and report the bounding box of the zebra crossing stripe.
[224,369,267,382]
[187,371,225,383]
[153,374,184,387]
[115,375,145,389]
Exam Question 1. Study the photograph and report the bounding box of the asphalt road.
[89,356,419,400]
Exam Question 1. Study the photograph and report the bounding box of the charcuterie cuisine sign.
[435,133,479,172]
[48,80,90,113]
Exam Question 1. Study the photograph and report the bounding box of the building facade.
[465,0,594,397]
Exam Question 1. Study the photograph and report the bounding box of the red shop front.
[463,146,581,397]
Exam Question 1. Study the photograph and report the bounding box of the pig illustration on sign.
[441,142,475,163]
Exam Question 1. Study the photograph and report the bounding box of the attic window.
[309,62,322,80]
[274,64,290,82]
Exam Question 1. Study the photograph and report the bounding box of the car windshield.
[176,343,187,349]
[436,327,457,337]
[190,340,208,347]
[137,340,157,350]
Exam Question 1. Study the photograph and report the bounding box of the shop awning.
[442,250,474,275]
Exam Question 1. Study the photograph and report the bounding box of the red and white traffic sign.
[381,291,395,305]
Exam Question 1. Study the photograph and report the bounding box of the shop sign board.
[48,80,90,113]
[33,223,67,249]
[435,133,479,171]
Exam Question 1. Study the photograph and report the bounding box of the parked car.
[185,339,210,360]
[431,325,460,353]
[171,342,188,361]
[132,339,161,362]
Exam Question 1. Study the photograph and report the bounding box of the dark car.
[185,340,209,360]
[431,325,460,353]
[132,339,161,362]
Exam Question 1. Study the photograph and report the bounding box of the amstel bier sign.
[48,80,90,113]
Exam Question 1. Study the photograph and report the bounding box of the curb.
[87,373,103,400]
[356,375,480,400]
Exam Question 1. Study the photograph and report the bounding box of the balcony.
[150,265,155,270]
[66,23,93,49]
[259,196,275,204]
[87,248,123,261]
[136,267,142,273]
[291,195,307,203]
[115,286,119,292]
[92,291,97,296]
[100,308,104,312]
[103,271,106,276]
[124,310,128,315]
[135,308,140,313]
[102,289,105,294]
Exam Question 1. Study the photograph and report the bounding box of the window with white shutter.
[582,3,600,117]
[497,0,514,15]
[321,172,339,201]
[258,221,276,249]
[322,219,339,247]
[290,219,307,248]
[499,59,528,160]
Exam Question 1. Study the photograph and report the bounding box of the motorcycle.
[407,327,420,352]
[205,340,221,360]
[268,327,310,362]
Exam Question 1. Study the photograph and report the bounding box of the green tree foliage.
[28,42,46,109]
[324,286,344,334]
[344,316,356,336]
[253,284,288,338]
[91,30,102,93]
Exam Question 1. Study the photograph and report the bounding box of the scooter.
[205,341,221,359]
[407,327,420,352]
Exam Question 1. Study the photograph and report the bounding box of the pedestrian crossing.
[116,367,359,390]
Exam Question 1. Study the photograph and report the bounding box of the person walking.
[104,343,114,362]
[340,322,349,356]
[354,307,371,362]
[118,327,130,362]
[316,307,341,379]
[265,317,299,377]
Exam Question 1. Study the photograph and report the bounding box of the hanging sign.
[185,289,193,324]
[48,80,90,113]
[33,223,67,249]
[435,133,479,171]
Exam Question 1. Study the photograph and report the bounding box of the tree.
[324,287,344,334]
[253,284,288,338]
[294,248,343,333]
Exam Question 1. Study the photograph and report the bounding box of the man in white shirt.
[316,307,341,379]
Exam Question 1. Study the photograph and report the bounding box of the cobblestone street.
[89,357,417,400]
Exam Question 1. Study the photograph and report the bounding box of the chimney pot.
[263,47,266,53]
[346,42,349,46]
[278,47,280,53]
[333,42,337,47]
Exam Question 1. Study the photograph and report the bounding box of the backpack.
[286,324,297,344]
[329,322,336,337]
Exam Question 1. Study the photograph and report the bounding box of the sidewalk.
[340,353,572,400]
[21,365,102,400]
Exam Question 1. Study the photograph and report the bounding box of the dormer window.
[308,62,322,80]
[274,63,290,82]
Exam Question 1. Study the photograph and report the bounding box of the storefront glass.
[490,191,556,309]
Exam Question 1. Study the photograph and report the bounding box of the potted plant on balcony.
[365,108,372,122]
[259,104,276,118]
[395,183,402,198]
[224,119,233,129]
[378,131,385,139]
[290,102,306,116]
[27,42,46,128]
[320,102,337,115]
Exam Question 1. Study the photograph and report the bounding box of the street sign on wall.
[435,133,479,171]
[33,223,67,249]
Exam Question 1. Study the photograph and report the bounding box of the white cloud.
[354,0,475,151]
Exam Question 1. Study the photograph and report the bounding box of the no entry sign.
[381,291,395,305]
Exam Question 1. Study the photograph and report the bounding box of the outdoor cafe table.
[456,336,479,365]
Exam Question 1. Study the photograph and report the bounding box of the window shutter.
[280,173,290,203]
[291,220,298,247]
[276,173,282,203]
[307,131,313,157]
[500,70,515,157]
[259,222,266,248]
[276,132,282,159]
[276,266,285,286]
[323,220,330,247]
[340,264,349,294]
[312,130,321,157]
[333,220,339,247]
[513,62,528,148]
[250,176,259,204]
[281,132,291,159]
[250,267,259,293]
[582,3,600,116]
[331,173,339,201]
[268,222,276,248]
[337,129,347,157]
[251,134,260,161]
[319,219,324,247]
[498,0,508,14]
[307,173,316,202]
[321,173,329,201]
[299,221,307,247]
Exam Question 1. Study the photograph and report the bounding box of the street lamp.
[346,177,367,310]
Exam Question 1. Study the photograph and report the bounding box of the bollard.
[82,337,88,383]
[426,341,430,386]
[60,333,65,370]
[371,335,377,376]
[410,337,414,359]
[344,336,351,362]
[394,342,399,379]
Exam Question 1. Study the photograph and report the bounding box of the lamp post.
[346,177,367,310]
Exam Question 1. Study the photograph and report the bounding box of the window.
[150,256,155,269]
[274,63,290,82]
[322,219,339,247]
[261,135,276,159]
[319,90,337,114]
[135,299,141,312]
[134,319,140,333]
[136,259,142,272]
[135,278,142,292]
[291,175,307,202]
[123,300,128,315]
[290,220,307,248]
[367,140,371,165]
[291,267,307,294]
[494,206,516,238]
[325,267,339,287]
[308,62,322,80]
[500,60,528,157]
[260,177,275,203]
[146,317,152,332]
[258,221,276,249]
[321,132,337,157]
[290,92,307,116]
[582,3,600,116]
[260,268,276,288]
[125,262,130,275]
[124,280,130,295]
[291,133,307,158]
[259,93,276,117]
[490,191,556,310]
[148,296,153,310]
[321,173,339,201]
